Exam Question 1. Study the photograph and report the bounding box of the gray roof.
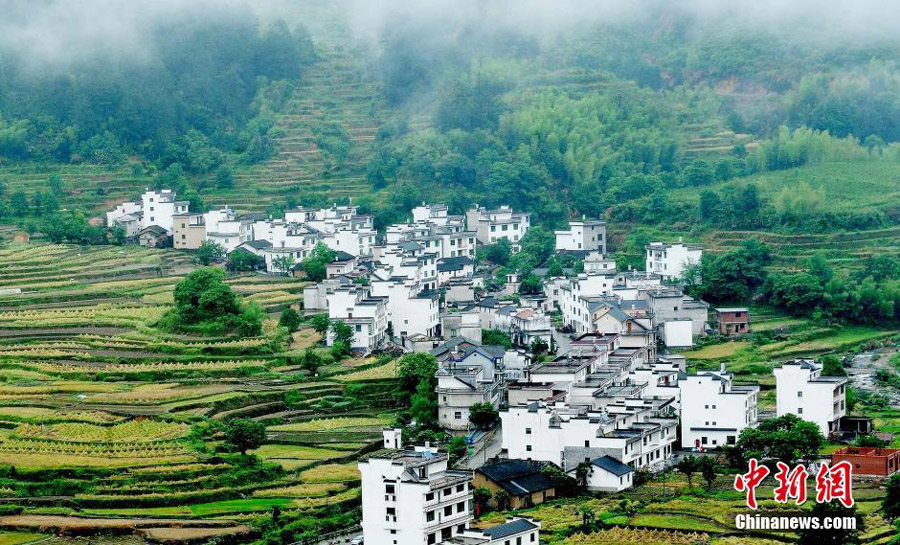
[482,519,538,539]
[592,455,634,476]
[243,239,272,250]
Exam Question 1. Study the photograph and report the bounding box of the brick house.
[715,307,750,335]
[832,447,900,476]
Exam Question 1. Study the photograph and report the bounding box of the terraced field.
[0,242,402,543]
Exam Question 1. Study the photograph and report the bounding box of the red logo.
[734,459,853,509]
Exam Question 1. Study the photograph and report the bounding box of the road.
[461,428,503,470]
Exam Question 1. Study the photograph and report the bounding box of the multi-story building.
[140,189,189,233]
[554,218,607,253]
[679,366,759,449]
[436,360,503,430]
[583,251,616,273]
[645,241,703,281]
[716,307,750,336]
[325,287,389,353]
[774,359,847,437]
[358,438,541,545]
[466,205,530,246]
[171,213,206,250]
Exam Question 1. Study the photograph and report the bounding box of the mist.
[2,0,898,72]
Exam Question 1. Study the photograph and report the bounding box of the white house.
[325,287,389,353]
[141,189,189,233]
[358,438,541,545]
[580,455,634,492]
[679,367,759,449]
[436,358,503,430]
[774,359,847,437]
[466,205,530,246]
[500,402,677,474]
[583,251,616,273]
[645,241,702,281]
[554,218,606,253]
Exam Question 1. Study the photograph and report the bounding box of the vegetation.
[158,267,263,336]
[729,414,825,466]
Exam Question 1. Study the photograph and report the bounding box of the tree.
[699,456,718,490]
[473,486,492,517]
[229,248,261,271]
[797,501,861,545]
[698,239,771,302]
[884,473,900,520]
[447,436,468,465]
[196,240,226,265]
[493,489,511,511]
[309,314,330,336]
[302,243,337,282]
[331,320,354,356]
[482,329,512,349]
[164,267,261,335]
[481,239,511,266]
[735,413,825,465]
[530,337,549,358]
[272,255,295,276]
[214,165,234,189]
[677,455,700,489]
[279,307,301,332]
[821,355,847,377]
[9,191,28,216]
[682,158,715,186]
[468,402,500,430]
[225,418,267,455]
[48,174,64,195]
[299,348,323,376]
[855,434,888,448]
[397,353,439,394]
[410,379,438,429]
[699,190,721,222]
[578,505,596,533]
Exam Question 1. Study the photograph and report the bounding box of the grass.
[334,360,397,381]
[682,341,750,360]
[0,533,46,545]
[268,415,392,432]
[299,463,360,483]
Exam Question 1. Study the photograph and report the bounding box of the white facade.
[660,319,693,348]
[645,241,702,281]
[679,368,758,449]
[774,360,847,437]
[554,219,606,253]
[466,205,530,246]
[141,189,188,233]
[358,446,474,545]
[500,403,677,473]
[584,251,617,273]
[326,287,389,353]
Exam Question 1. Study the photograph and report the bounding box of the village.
[103,189,889,545]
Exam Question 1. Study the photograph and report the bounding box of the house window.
[525,427,531,435]
[454,412,462,420]
[385,484,395,494]
[426,510,435,522]
[444,505,452,516]
[526,445,532,452]
[457,501,465,513]
[426,492,434,501]
[428,533,436,545]
[798,408,804,414]
[584,440,590,447]
[457,484,464,492]
[701,437,708,445]
[798,391,803,398]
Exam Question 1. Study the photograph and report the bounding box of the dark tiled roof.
[332,250,355,261]
[243,239,272,250]
[437,256,473,272]
[477,460,556,496]
[591,455,633,476]
[482,519,538,539]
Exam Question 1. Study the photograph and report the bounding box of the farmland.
[0,243,398,544]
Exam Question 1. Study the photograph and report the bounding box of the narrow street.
[461,428,503,470]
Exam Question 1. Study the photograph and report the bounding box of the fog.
[2,0,898,70]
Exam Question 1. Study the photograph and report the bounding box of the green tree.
[302,243,337,282]
[797,501,861,545]
[331,320,355,356]
[272,255,295,276]
[699,456,718,490]
[48,174,64,195]
[821,355,847,377]
[677,455,700,489]
[225,418,267,455]
[447,436,468,465]
[493,489,511,511]
[397,353,439,394]
[410,379,438,429]
[196,240,226,265]
[215,165,234,189]
[468,402,500,430]
[279,307,301,332]
[735,414,825,465]
[309,314,330,336]
[299,348,324,376]
[481,239,511,266]
[228,248,261,271]
[883,473,900,520]
[9,191,28,216]
[682,158,715,186]
[578,505,596,533]
[482,329,512,349]
[473,486,492,517]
